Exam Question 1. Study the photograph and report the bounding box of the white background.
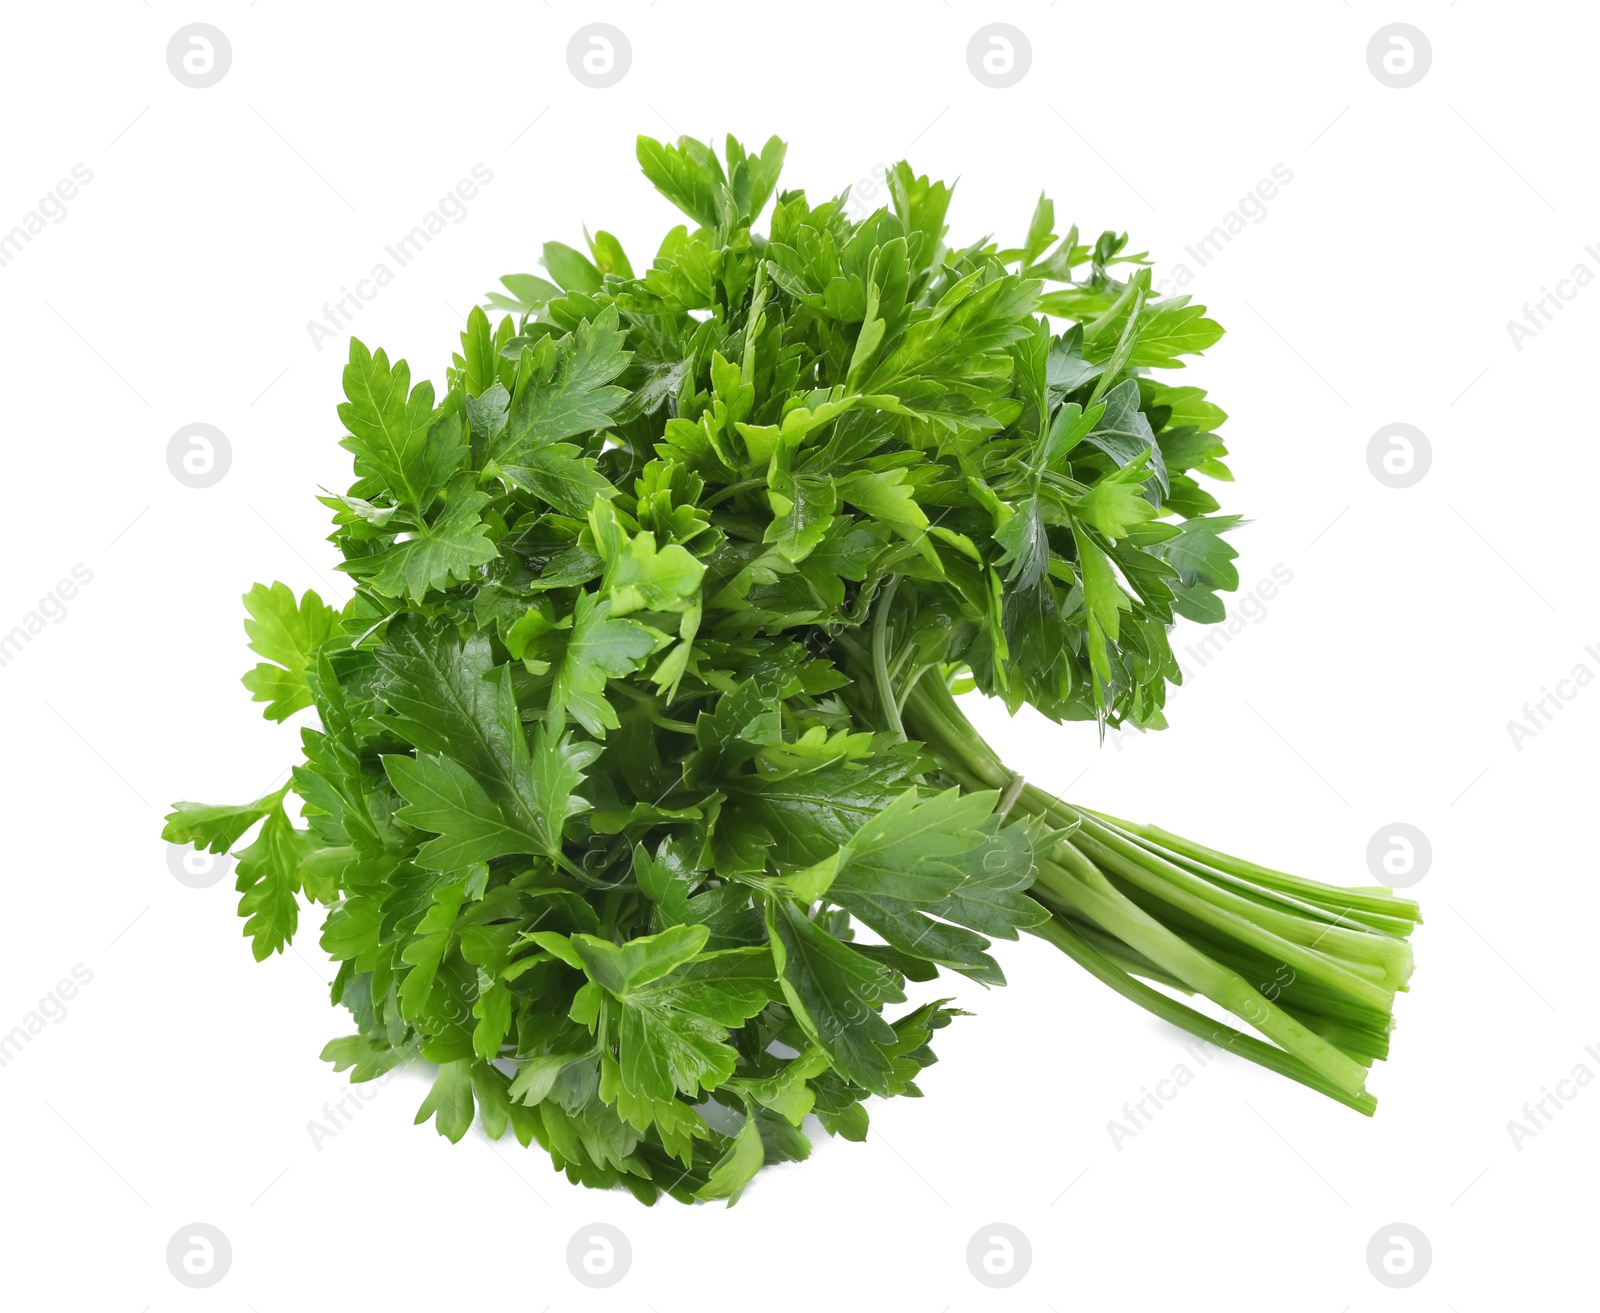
[1,1,1593,1307]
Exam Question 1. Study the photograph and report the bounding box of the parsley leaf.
[338,340,465,513]
[239,583,340,721]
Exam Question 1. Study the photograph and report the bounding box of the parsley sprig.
[165,134,1419,1205]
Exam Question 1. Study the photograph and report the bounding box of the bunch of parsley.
[166,134,1419,1204]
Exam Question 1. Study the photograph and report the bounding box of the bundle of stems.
[898,673,1419,1113]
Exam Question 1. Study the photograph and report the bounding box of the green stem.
[898,671,1419,1111]
[1032,849,1371,1097]
[1104,816,1422,925]
[1069,813,1406,1000]
[871,575,906,740]
[701,477,766,510]
[1031,917,1377,1115]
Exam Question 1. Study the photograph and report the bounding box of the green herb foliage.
[166,134,1419,1206]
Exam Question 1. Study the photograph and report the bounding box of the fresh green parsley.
[165,133,1420,1205]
